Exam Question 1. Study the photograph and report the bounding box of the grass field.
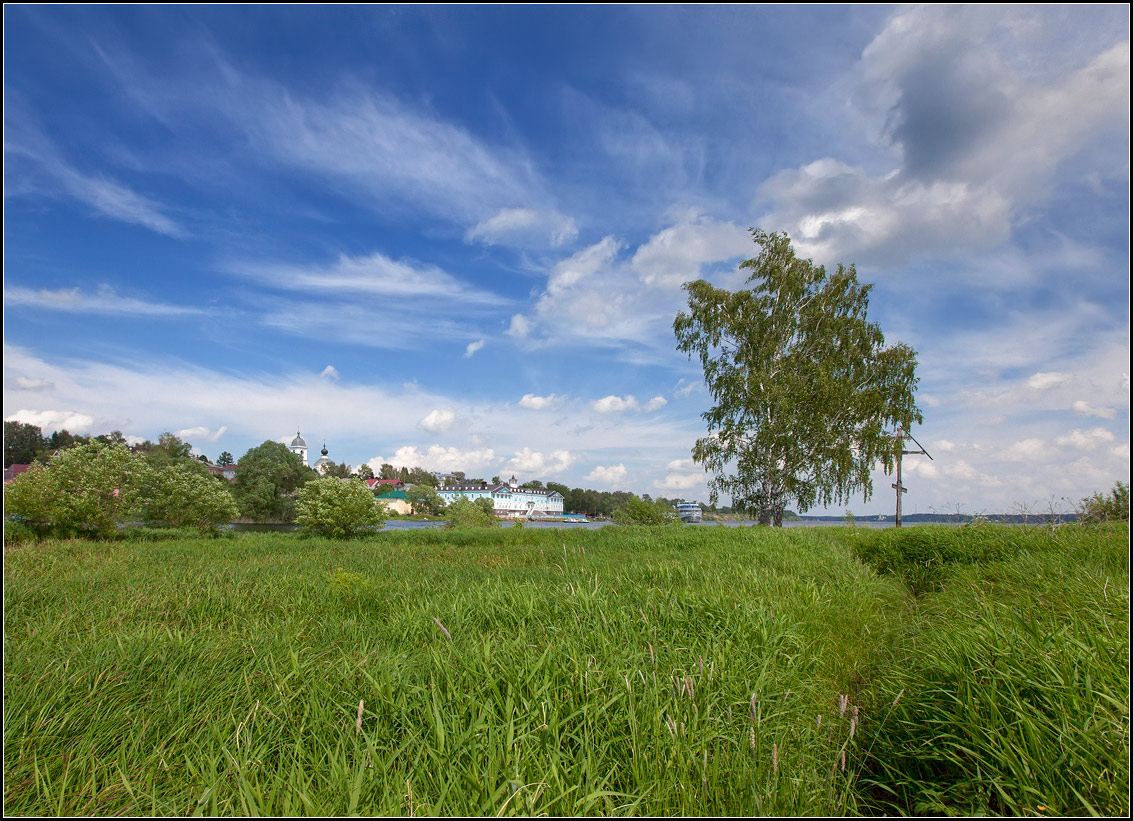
[4,523,1128,816]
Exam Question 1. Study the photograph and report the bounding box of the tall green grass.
[4,526,900,816]
[4,523,1127,815]
[848,522,1129,816]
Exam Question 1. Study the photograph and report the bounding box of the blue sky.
[4,4,1129,515]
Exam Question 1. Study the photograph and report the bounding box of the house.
[366,478,406,492]
[374,490,413,516]
[437,475,564,519]
[4,464,31,483]
[207,463,238,481]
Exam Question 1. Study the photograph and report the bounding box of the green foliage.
[674,230,921,525]
[317,460,353,479]
[406,483,444,516]
[473,496,496,517]
[296,477,386,538]
[232,440,312,522]
[143,462,239,534]
[216,451,234,467]
[1078,481,1129,524]
[355,463,374,480]
[612,494,682,525]
[442,497,500,529]
[3,441,146,537]
[4,420,43,467]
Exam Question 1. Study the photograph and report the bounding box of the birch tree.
[674,230,922,525]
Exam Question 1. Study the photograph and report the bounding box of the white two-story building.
[437,475,565,519]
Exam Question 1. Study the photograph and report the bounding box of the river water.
[226,519,904,533]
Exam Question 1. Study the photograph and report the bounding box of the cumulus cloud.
[465,207,578,248]
[385,445,498,473]
[503,447,575,476]
[757,6,1130,267]
[519,393,562,410]
[585,464,628,486]
[418,409,457,434]
[653,472,702,491]
[463,339,485,358]
[591,394,667,413]
[512,213,754,353]
[4,408,95,434]
[506,313,531,338]
[320,365,340,381]
[592,395,639,413]
[1072,399,1116,419]
[1056,427,1116,449]
[175,425,228,443]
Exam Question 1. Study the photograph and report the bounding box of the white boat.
[676,501,703,523]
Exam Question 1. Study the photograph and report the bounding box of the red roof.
[4,463,31,483]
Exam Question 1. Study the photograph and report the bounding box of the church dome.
[290,431,307,448]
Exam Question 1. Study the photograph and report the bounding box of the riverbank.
[4,523,1126,815]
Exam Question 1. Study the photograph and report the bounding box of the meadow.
[4,523,1128,816]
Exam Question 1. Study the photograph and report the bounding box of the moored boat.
[676,501,702,523]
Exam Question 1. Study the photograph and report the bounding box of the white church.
[288,430,334,475]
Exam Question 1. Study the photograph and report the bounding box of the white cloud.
[1056,427,1117,449]
[5,285,201,317]
[463,339,486,358]
[519,393,562,410]
[653,472,702,491]
[521,214,753,352]
[4,121,187,238]
[592,395,639,413]
[235,251,506,305]
[465,207,578,248]
[757,7,1129,267]
[387,445,499,473]
[418,409,457,434]
[14,377,54,391]
[584,464,628,486]
[629,213,751,289]
[506,313,531,338]
[4,408,95,434]
[1028,371,1071,390]
[320,365,340,381]
[643,396,668,412]
[1072,399,1116,419]
[503,448,575,476]
[175,425,228,443]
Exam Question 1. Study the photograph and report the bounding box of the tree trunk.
[772,506,784,527]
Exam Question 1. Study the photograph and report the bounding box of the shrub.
[2,442,147,537]
[143,464,239,534]
[296,477,386,538]
[1078,481,1129,524]
[443,498,500,529]
[612,495,682,525]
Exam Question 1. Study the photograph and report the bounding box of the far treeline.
[3,422,700,530]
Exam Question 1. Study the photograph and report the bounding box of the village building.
[288,431,309,467]
[206,463,238,481]
[313,442,332,475]
[437,475,564,519]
